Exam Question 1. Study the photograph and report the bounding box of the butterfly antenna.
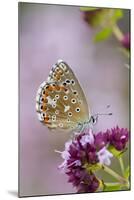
[94,104,112,116]
[96,112,112,116]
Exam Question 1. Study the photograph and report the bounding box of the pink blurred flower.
[58,126,129,192]
[121,33,130,49]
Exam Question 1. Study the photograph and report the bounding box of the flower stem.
[119,156,125,176]
[112,24,130,59]
[112,24,124,41]
[104,182,121,186]
[101,164,128,185]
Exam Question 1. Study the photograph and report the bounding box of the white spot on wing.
[37,113,44,121]
[37,87,42,95]
[52,64,57,70]
[57,59,63,64]
[64,105,70,112]
[47,76,51,81]
[59,123,63,127]
[36,103,40,112]
[47,96,57,109]
[36,94,40,102]
[40,81,46,88]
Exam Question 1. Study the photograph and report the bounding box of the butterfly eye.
[92,118,95,124]
[92,116,98,124]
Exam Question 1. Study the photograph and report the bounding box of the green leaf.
[124,166,130,179]
[112,9,123,22]
[103,182,121,191]
[80,7,99,11]
[94,27,112,42]
[108,145,127,158]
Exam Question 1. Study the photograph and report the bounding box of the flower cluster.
[82,8,130,54]
[121,33,130,50]
[83,9,103,27]
[58,126,129,193]
[109,126,129,151]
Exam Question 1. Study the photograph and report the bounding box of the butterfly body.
[36,60,93,133]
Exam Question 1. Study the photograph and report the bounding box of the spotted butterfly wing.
[36,60,90,132]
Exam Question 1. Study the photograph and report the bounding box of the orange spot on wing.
[64,88,68,92]
[44,98,48,103]
[56,74,61,80]
[60,85,65,90]
[48,86,53,91]
[43,105,47,111]
[43,91,49,97]
[59,70,63,75]
[44,116,49,123]
[55,85,60,90]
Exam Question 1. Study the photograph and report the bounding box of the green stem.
[112,24,130,59]
[101,164,128,185]
[112,24,124,41]
[119,156,125,176]
[104,182,121,186]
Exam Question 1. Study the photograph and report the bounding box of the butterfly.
[36,60,99,133]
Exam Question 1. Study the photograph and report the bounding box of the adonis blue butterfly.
[36,60,110,133]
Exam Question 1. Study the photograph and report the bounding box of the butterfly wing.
[36,60,90,132]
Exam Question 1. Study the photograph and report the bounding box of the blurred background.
[19,3,130,197]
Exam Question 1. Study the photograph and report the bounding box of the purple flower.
[94,131,110,150]
[58,126,129,192]
[97,146,113,166]
[67,132,98,166]
[58,130,110,192]
[77,172,100,193]
[121,33,130,49]
[109,126,129,151]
